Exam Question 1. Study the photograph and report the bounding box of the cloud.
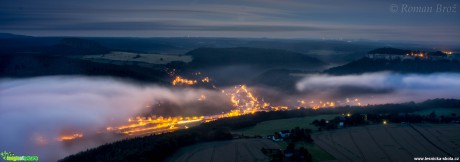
[296,72,460,103]
[0,0,458,44]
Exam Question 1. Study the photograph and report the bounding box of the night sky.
[1,0,458,44]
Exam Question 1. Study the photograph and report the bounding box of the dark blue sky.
[1,0,458,44]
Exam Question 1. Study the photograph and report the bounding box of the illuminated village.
[58,133,84,142]
[367,50,457,60]
[59,74,363,141]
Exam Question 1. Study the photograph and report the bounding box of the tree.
[299,147,312,162]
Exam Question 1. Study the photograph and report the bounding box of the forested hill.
[324,57,460,75]
[0,54,168,83]
[46,38,111,55]
[186,47,326,69]
[367,47,412,55]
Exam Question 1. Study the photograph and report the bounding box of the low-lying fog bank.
[0,76,231,161]
[296,72,460,104]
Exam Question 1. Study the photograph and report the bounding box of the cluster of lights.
[58,133,83,141]
[406,50,454,57]
[228,85,267,114]
[106,116,206,136]
[406,53,425,57]
[340,113,352,117]
[297,98,362,110]
[442,51,453,55]
[197,94,207,101]
[165,68,177,77]
[171,76,197,85]
[171,75,211,86]
[201,77,210,83]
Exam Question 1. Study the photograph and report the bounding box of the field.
[78,51,192,65]
[411,108,460,116]
[165,139,280,162]
[313,124,460,162]
[233,114,337,136]
[276,141,335,162]
[232,115,337,162]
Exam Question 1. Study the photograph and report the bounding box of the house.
[271,136,283,142]
[338,122,344,128]
[278,130,291,138]
[268,135,283,141]
[284,149,294,158]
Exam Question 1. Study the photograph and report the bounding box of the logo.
[1,151,38,161]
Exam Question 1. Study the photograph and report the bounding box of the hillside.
[0,34,52,55]
[249,69,312,93]
[324,57,460,75]
[186,47,327,69]
[0,36,110,56]
[46,38,111,55]
[0,54,168,83]
[367,47,412,55]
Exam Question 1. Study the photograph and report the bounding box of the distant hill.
[0,34,51,55]
[0,39,47,55]
[46,38,111,55]
[0,33,33,39]
[0,54,167,83]
[186,47,326,69]
[430,51,449,57]
[249,69,313,93]
[0,36,110,55]
[2,33,435,64]
[324,47,460,75]
[367,47,412,55]
[324,57,460,75]
[90,37,178,53]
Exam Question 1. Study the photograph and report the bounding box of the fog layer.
[296,72,460,104]
[0,76,230,161]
